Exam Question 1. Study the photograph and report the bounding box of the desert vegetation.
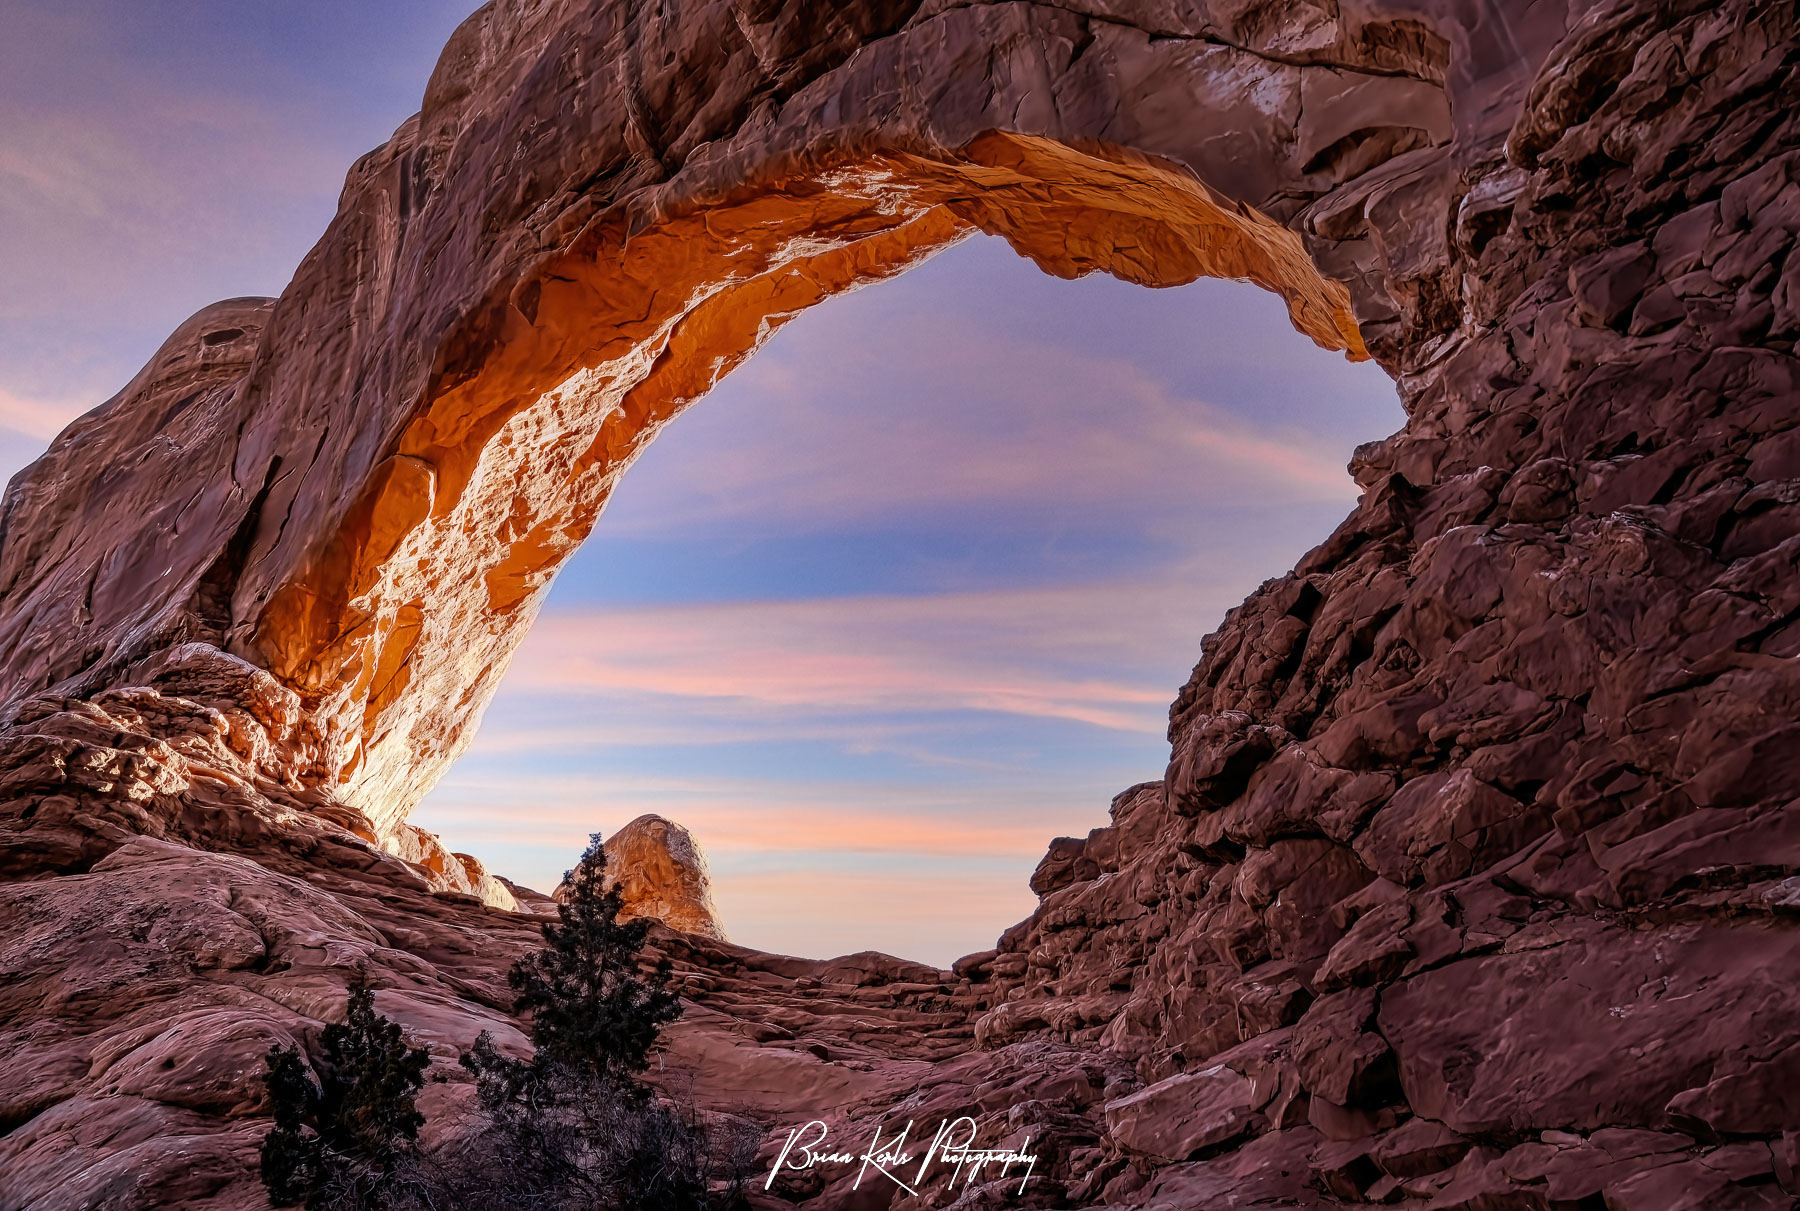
[260,835,757,1210]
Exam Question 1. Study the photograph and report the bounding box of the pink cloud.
[499,581,1227,734]
[413,748,1127,963]
[418,780,1088,859]
[0,386,90,440]
[413,770,1112,961]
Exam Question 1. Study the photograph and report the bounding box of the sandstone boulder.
[552,814,723,940]
[1104,1066,1263,1164]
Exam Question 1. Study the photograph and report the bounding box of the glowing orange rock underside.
[250,133,1365,826]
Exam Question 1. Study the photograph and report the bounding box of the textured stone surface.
[0,797,1007,1211]
[554,812,724,940]
[4,0,1800,1207]
[1104,1066,1263,1163]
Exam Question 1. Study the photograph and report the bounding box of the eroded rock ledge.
[5,0,1800,1207]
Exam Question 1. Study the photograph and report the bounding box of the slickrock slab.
[1104,1067,1263,1163]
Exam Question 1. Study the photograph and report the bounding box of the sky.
[1,1,1405,967]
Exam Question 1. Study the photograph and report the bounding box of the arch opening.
[407,230,1401,962]
[241,134,1377,838]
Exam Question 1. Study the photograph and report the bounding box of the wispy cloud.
[0,385,91,440]
[413,767,1114,962]
[0,2,450,410]
[415,579,1199,963]
[418,771,1102,859]
[495,579,1230,736]
[601,310,1363,539]
[0,128,118,220]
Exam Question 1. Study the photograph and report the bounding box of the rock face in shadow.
[4,0,1800,1207]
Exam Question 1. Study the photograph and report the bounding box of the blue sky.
[0,1,1404,966]
[0,0,472,444]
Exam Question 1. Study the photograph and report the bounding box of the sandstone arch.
[251,134,1385,829]
[0,0,1455,833]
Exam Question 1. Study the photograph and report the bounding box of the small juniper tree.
[452,833,722,1210]
[260,976,431,1209]
[510,831,683,1084]
[318,979,429,1156]
[261,1044,323,1205]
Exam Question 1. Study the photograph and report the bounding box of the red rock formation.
[3,0,1800,1207]
[552,813,726,940]
[0,0,1403,831]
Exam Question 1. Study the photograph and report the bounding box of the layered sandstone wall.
[967,0,1800,1199]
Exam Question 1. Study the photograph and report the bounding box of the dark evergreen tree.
[447,833,746,1210]
[508,831,682,1084]
[260,1044,323,1205]
[318,980,429,1155]
[259,977,431,1209]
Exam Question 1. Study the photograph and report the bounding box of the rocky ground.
[0,672,1089,1210]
